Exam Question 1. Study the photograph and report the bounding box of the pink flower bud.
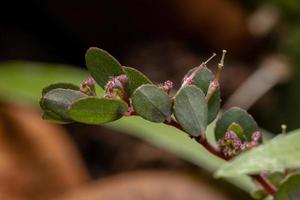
[252,131,261,142]
[164,80,173,89]
[240,143,246,150]
[84,77,95,86]
[224,131,237,140]
[233,139,242,149]
[116,74,128,85]
[80,77,96,96]
[161,80,174,93]
[209,81,219,90]
[183,77,193,85]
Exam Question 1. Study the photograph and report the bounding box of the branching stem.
[162,117,278,196]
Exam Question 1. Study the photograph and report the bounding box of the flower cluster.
[80,77,96,96]
[218,130,261,158]
[104,75,128,99]
[160,80,174,93]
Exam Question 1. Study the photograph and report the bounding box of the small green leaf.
[124,66,152,96]
[186,67,212,92]
[42,111,72,124]
[85,47,124,88]
[132,84,172,123]
[215,130,300,177]
[174,85,207,137]
[41,88,87,119]
[207,90,221,124]
[186,67,220,123]
[227,122,244,139]
[42,82,80,95]
[251,189,268,200]
[215,107,258,142]
[268,172,285,188]
[275,174,300,200]
[69,97,128,124]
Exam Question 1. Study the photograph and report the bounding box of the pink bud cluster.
[218,130,261,158]
[160,80,174,93]
[183,77,193,86]
[80,77,96,96]
[84,77,95,86]
[104,76,126,99]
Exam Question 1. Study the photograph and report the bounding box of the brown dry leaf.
[58,170,232,200]
[0,102,90,200]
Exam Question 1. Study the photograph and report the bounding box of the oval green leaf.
[41,88,87,119]
[215,107,258,142]
[174,85,207,137]
[85,47,124,88]
[186,67,220,124]
[69,97,128,124]
[215,130,300,178]
[42,111,72,124]
[124,66,152,96]
[132,84,172,123]
[227,122,244,139]
[275,174,300,200]
[42,82,80,95]
[208,90,221,124]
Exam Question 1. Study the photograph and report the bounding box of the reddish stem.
[162,118,277,196]
[127,113,277,196]
[164,119,227,159]
[252,174,277,195]
[197,136,229,160]
[163,118,184,131]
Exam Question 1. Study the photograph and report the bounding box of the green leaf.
[186,67,211,91]
[275,174,300,200]
[124,66,152,96]
[41,88,87,119]
[132,84,172,122]
[186,67,220,124]
[268,172,285,188]
[0,61,91,105]
[208,90,221,124]
[228,122,244,139]
[215,130,300,178]
[69,97,128,124]
[42,111,72,124]
[42,82,80,95]
[251,189,268,200]
[215,107,258,142]
[174,85,207,137]
[85,47,124,88]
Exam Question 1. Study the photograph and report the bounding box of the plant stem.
[163,118,277,196]
[164,119,227,159]
[197,136,229,160]
[252,174,277,195]
[128,113,277,196]
[163,118,184,131]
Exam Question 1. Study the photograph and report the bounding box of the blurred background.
[0,0,299,199]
